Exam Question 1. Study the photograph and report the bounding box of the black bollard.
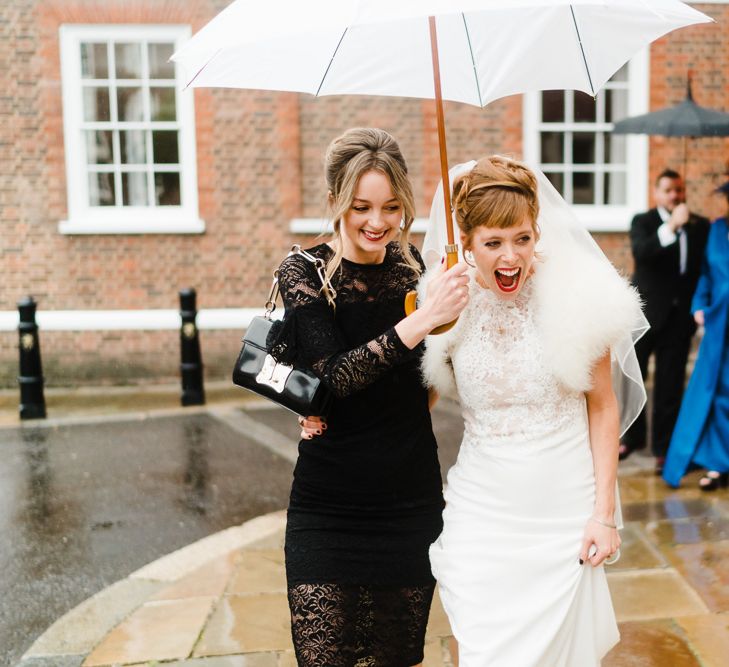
[18,296,47,420]
[179,288,205,406]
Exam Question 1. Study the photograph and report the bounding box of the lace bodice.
[450,278,586,447]
[269,242,421,398]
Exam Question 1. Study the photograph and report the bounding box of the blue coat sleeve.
[691,227,714,314]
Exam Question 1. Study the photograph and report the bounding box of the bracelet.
[590,516,617,529]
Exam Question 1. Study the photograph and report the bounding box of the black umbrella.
[612,77,729,176]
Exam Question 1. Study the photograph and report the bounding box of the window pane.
[149,43,175,79]
[544,172,564,196]
[83,87,110,121]
[88,172,115,206]
[152,130,179,163]
[604,172,627,205]
[150,87,177,121]
[541,90,564,122]
[120,130,147,164]
[605,88,628,123]
[573,172,595,204]
[604,133,626,163]
[573,132,595,164]
[117,87,144,121]
[115,43,142,79]
[122,172,149,206]
[155,172,181,205]
[81,43,109,79]
[540,132,563,164]
[85,130,113,164]
[574,91,596,123]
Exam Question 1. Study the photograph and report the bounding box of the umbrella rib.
[461,13,483,108]
[569,5,595,97]
[316,28,349,97]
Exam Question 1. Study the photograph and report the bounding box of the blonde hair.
[452,156,540,246]
[324,128,420,283]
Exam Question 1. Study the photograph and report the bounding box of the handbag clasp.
[255,354,293,393]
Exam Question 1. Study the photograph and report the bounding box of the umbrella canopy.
[173,0,709,108]
[172,0,711,331]
[612,81,729,137]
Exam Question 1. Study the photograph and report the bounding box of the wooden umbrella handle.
[404,244,459,335]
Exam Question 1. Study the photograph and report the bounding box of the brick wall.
[648,3,729,214]
[1,1,727,386]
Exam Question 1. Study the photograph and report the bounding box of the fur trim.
[418,265,460,398]
[418,257,642,397]
[533,251,642,393]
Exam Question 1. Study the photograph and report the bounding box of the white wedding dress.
[428,278,620,667]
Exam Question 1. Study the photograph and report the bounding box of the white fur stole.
[419,257,642,397]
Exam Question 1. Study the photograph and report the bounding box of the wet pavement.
[3,387,728,666]
[0,401,293,667]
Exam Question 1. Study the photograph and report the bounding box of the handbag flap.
[244,316,272,348]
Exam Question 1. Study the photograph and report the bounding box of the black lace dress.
[269,242,444,667]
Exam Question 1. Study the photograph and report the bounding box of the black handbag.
[232,245,335,416]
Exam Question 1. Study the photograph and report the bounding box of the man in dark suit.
[621,169,710,472]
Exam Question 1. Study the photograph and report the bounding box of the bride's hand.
[298,415,326,440]
[579,518,621,567]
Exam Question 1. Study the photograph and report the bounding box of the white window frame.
[523,49,650,232]
[59,24,204,234]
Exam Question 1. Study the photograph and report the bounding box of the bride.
[420,156,647,666]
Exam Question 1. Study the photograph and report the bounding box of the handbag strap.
[264,244,337,318]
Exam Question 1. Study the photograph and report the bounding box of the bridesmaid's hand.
[298,415,326,440]
[579,518,621,567]
[694,310,705,327]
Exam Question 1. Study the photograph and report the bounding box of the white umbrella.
[172,0,711,329]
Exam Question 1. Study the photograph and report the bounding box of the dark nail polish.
[579,559,584,565]
[316,430,322,435]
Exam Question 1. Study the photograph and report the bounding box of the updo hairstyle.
[323,127,420,282]
[452,156,540,246]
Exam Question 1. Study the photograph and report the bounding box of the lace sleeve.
[268,253,413,399]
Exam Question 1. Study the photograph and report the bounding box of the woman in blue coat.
[663,182,729,489]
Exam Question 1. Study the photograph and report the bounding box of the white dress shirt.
[656,206,687,275]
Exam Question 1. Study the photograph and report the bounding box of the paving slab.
[607,569,709,621]
[193,594,294,656]
[83,596,217,666]
[675,612,729,667]
[603,619,701,666]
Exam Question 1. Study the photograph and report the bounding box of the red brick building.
[1,1,728,386]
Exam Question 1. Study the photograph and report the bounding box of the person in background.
[620,169,709,473]
[663,181,729,490]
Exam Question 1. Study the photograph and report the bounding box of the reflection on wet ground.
[4,399,729,667]
[0,412,293,667]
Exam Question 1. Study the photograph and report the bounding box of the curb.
[20,510,287,666]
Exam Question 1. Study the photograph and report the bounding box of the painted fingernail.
[579,559,584,565]
[322,424,327,430]
[316,430,322,435]
[441,256,445,264]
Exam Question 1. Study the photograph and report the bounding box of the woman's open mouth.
[362,229,387,242]
[494,267,521,293]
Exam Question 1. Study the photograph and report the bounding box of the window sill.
[59,217,206,235]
